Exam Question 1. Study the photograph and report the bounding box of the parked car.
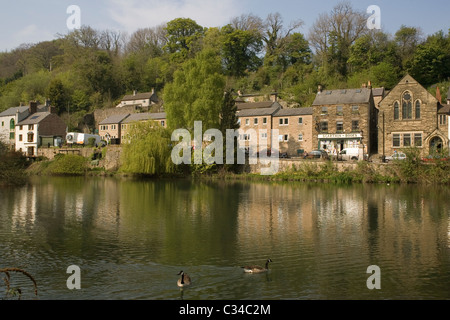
[303,150,329,160]
[258,148,272,157]
[385,152,407,162]
[279,152,290,159]
[339,148,360,161]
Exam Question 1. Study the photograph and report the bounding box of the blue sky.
[1,0,449,52]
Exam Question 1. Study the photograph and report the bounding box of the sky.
[1,0,449,52]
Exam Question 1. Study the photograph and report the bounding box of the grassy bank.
[23,149,450,186]
[215,159,450,185]
[26,154,92,177]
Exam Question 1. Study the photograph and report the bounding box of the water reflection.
[0,178,449,299]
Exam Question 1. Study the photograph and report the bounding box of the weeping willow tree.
[120,121,176,175]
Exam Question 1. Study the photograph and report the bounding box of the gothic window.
[394,101,399,120]
[402,92,412,119]
[10,118,15,130]
[415,100,421,119]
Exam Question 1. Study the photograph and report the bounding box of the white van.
[339,148,360,161]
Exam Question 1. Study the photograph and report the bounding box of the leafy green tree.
[309,2,367,78]
[220,24,263,77]
[408,30,450,85]
[394,25,423,69]
[164,18,205,61]
[163,49,225,131]
[121,121,175,175]
[46,79,69,114]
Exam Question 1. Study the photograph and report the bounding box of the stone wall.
[99,145,122,171]
[37,147,95,160]
[246,158,390,176]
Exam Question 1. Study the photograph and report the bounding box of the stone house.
[312,87,377,155]
[237,104,281,153]
[99,114,130,144]
[0,105,29,148]
[15,109,67,157]
[120,112,167,142]
[116,90,159,110]
[378,74,449,157]
[272,107,313,157]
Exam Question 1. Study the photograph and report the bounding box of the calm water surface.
[0,176,449,300]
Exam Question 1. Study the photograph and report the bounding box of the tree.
[46,79,69,114]
[408,30,450,85]
[164,18,205,61]
[220,90,239,134]
[120,121,175,175]
[309,1,367,78]
[125,25,167,58]
[220,24,263,77]
[394,25,423,68]
[348,31,399,72]
[163,49,226,131]
[262,13,304,69]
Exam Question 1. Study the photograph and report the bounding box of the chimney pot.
[29,101,38,114]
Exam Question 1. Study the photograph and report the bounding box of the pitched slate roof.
[122,112,166,123]
[438,103,450,114]
[16,112,51,125]
[99,114,130,125]
[274,107,312,117]
[372,87,385,97]
[121,92,158,103]
[0,106,29,117]
[149,112,166,120]
[237,105,281,117]
[312,88,372,106]
[237,101,281,110]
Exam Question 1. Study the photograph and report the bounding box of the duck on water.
[241,258,273,273]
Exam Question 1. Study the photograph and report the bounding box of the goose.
[177,271,191,287]
[241,258,273,273]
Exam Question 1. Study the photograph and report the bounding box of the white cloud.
[107,0,241,32]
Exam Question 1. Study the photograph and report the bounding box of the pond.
[0,176,449,300]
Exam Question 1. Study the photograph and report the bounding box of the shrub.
[44,154,88,176]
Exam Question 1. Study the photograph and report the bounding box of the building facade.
[272,107,313,157]
[15,111,66,157]
[99,114,130,144]
[0,105,29,147]
[378,75,449,157]
[116,90,158,109]
[312,87,377,155]
[120,112,167,142]
[237,105,281,153]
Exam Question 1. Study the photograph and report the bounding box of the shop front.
[318,133,363,153]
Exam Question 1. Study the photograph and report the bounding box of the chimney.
[436,87,442,104]
[362,83,367,88]
[368,81,372,89]
[133,90,137,96]
[151,88,155,94]
[318,85,323,94]
[29,101,38,114]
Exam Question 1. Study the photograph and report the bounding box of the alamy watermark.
[366,265,381,289]
[67,5,81,30]
[367,5,381,30]
[171,121,280,175]
[66,265,81,290]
